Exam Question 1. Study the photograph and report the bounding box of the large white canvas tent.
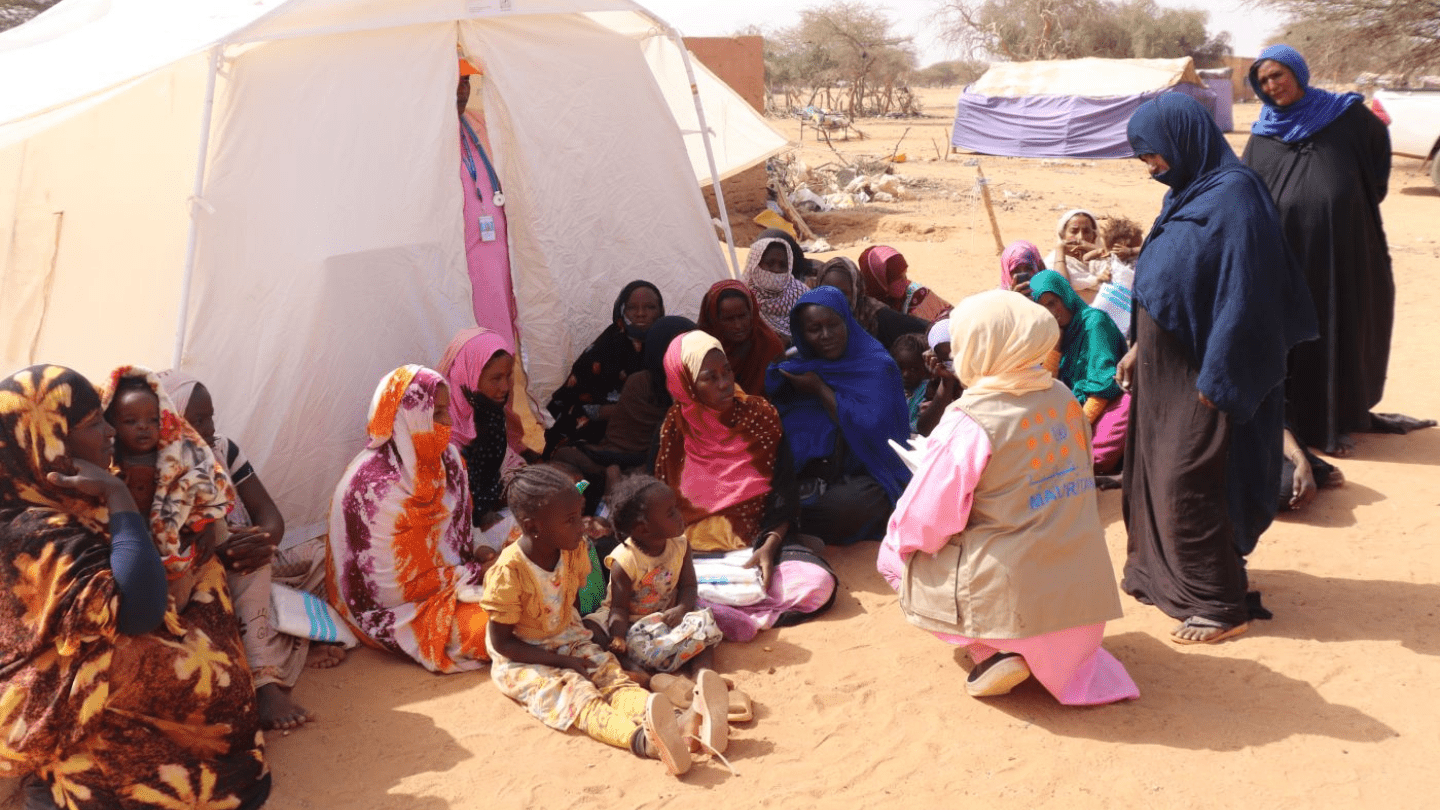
[0,0,788,539]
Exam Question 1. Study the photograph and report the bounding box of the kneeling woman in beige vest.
[877,291,1139,704]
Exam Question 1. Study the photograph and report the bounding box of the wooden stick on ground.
[975,163,1005,255]
[768,178,818,242]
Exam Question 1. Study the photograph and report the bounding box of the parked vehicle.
[1371,89,1440,188]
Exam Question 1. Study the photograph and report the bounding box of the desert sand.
[24,88,1440,809]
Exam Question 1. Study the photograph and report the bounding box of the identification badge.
[479,215,496,242]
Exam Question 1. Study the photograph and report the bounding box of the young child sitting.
[159,370,339,733]
[889,334,930,435]
[481,465,728,776]
[917,319,961,438]
[1091,215,1142,335]
[102,367,233,610]
[598,475,723,676]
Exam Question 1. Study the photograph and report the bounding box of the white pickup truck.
[1372,89,1440,188]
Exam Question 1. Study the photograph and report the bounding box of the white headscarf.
[949,290,1058,396]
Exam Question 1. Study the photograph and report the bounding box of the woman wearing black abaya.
[1242,44,1434,455]
[1118,94,1317,644]
[543,280,664,455]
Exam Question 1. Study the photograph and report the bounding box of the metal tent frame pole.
[172,44,223,368]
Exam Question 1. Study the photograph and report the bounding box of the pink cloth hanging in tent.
[459,112,518,349]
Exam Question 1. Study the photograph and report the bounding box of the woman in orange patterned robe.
[0,365,270,810]
[326,365,493,673]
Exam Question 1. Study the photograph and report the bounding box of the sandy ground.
[19,88,1440,808]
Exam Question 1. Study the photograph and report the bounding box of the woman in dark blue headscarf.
[1119,93,1317,645]
[1243,45,1432,455]
[766,286,913,545]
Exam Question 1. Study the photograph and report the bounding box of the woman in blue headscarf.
[766,286,913,545]
[1119,93,1317,645]
[1243,45,1433,456]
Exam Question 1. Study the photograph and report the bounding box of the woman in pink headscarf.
[439,327,528,542]
[858,245,952,323]
[999,240,1047,294]
[654,330,837,642]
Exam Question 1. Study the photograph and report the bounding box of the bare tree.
[933,0,1228,63]
[1251,0,1440,80]
[761,2,918,117]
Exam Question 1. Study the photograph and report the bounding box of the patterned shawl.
[656,332,784,549]
[327,365,488,673]
[742,236,808,341]
[99,365,233,579]
[0,365,268,808]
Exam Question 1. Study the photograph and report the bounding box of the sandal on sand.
[965,652,1031,698]
[642,694,692,776]
[649,673,695,710]
[1171,616,1249,645]
[727,689,754,723]
[692,670,728,755]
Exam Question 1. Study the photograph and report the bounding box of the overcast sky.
[641,0,1285,65]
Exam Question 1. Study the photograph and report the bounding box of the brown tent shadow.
[972,632,1397,751]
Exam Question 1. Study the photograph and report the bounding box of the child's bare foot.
[306,643,346,669]
[257,684,313,731]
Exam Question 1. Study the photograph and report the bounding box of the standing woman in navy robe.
[1242,44,1433,455]
[1119,94,1317,644]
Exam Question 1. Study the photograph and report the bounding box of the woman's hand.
[744,531,784,591]
[218,526,274,574]
[1289,453,1318,510]
[47,458,138,514]
[1115,344,1138,392]
[778,369,831,400]
[1197,391,1217,410]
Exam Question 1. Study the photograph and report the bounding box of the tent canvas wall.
[951,57,1218,159]
[0,0,787,540]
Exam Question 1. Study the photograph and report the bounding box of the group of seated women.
[9,86,1387,794]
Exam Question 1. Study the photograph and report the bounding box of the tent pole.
[172,45,223,369]
[633,6,741,278]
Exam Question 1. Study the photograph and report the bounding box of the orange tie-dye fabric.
[326,365,491,673]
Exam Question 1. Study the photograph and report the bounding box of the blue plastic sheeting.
[1204,76,1234,132]
[951,83,1217,159]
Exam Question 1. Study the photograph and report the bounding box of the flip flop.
[642,694,692,776]
[649,673,694,710]
[692,669,728,755]
[727,688,754,723]
[1171,617,1249,645]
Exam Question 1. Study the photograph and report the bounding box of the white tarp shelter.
[968,57,1208,98]
[0,0,788,539]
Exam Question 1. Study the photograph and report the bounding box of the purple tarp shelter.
[952,57,1218,159]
